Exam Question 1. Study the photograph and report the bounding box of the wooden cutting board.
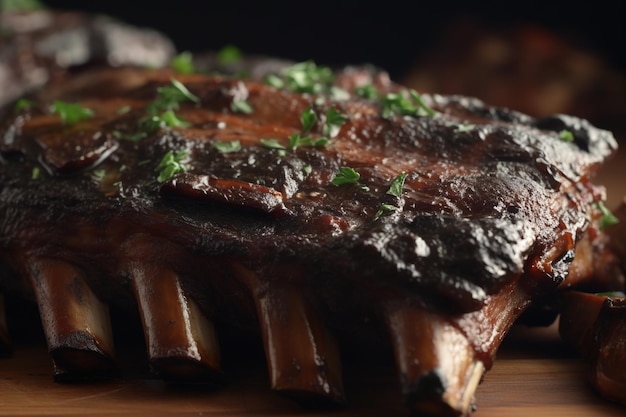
[1,323,625,417]
[1,143,624,417]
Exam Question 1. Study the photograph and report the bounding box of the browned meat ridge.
[0,63,618,416]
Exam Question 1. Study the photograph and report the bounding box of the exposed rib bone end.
[128,258,223,383]
[233,263,345,407]
[383,300,484,416]
[27,257,117,380]
[50,332,118,381]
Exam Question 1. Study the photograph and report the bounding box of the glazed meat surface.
[0,63,618,415]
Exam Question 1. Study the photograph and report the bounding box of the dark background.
[40,0,626,81]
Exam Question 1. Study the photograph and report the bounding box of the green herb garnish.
[323,107,347,138]
[330,87,350,101]
[231,99,253,114]
[217,44,243,65]
[354,84,378,99]
[157,150,190,182]
[455,123,475,133]
[288,133,329,150]
[381,90,436,119]
[212,140,241,153]
[148,78,199,114]
[170,51,195,75]
[267,61,335,94]
[559,130,574,142]
[259,138,286,149]
[52,101,94,125]
[31,166,40,180]
[92,169,106,180]
[15,98,34,112]
[303,164,312,175]
[387,172,408,197]
[331,167,361,186]
[301,106,317,133]
[595,201,619,229]
[374,203,398,220]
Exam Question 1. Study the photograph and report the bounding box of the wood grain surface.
[0,143,624,417]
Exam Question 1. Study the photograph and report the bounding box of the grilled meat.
[0,61,619,416]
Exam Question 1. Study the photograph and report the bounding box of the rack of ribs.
[0,56,621,416]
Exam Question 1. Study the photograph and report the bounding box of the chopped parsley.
[217,44,243,65]
[288,133,328,150]
[92,169,106,180]
[265,61,334,94]
[157,150,190,182]
[138,78,199,134]
[231,98,253,114]
[354,84,378,99]
[374,173,409,220]
[387,172,408,197]
[259,138,286,149]
[303,164,312,175]
[374,204,398,220]
[559,130,575,142]
[595,201,619,229]
[260,107,330,152]
[148,78,199,114]
[323,107,347,138]
[212,140,241,153]
[170,51,195,75]
[15,98,34,112]
[52,101,94,125]
[31,166,40,180]
[331,167,360,186]
[301,106,317,133]
[381,90,436,119]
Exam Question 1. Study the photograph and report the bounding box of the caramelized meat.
[0,63,618,415]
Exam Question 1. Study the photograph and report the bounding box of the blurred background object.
[25,0,624,136]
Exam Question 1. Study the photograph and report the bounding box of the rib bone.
[380,279,531,416]
[129,261,221,381]
[233,263,345,406]
[27,257,116,380]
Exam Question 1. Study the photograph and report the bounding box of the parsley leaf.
[559,130,574,142]
[288,133,328,150]
[354,84,378,99]
[381,90,436,119]
[212,140,241,153]
[31,166,40,180]
[259,138,287,149]
[15,98,34,112]
[267,61,335,94]
[595,201,619,229]
[148,78,199,114]
[323,107,347,138]
[374,204,397,220]
[387,172,408,197]
[301,106,317,133]
[217,44,242,65]
[52,101,95,125]
[157,150,190,182]
[170,51,195,75]
[331,167,360,186]
[231,99,253,114]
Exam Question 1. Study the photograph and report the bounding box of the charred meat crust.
[0,68,617,314]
